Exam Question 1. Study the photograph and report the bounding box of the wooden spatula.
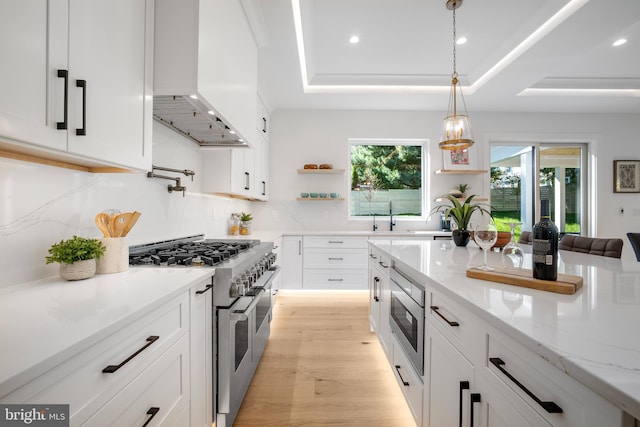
[119,211,142,237]
[95,213,110,237]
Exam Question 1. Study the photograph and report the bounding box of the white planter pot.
[59,259,96,281]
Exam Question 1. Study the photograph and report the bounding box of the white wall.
[252,109,640,259]
[0,123,250,288]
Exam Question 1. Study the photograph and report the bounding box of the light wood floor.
[233,290,417,427]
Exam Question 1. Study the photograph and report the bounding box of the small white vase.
[59,258,96,281]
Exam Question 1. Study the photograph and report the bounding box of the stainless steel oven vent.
[153,95,249,147]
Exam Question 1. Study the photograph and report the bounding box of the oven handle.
[231,288,265,322]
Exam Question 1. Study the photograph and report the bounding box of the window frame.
[347,138,429,221]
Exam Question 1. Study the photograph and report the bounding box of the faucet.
[372,214,378,232]
[389,200,396,231]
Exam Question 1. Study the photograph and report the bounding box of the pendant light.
[439,0,474,150]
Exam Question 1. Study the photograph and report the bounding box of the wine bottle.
[532,199,558,281]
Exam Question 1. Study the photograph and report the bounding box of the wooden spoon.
[95,213,110,237]
[121,211,141,237]
[113,213,133,238]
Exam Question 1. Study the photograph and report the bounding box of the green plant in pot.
[239,212,253,235]
[429,195,493,247]
[46,236,106,281]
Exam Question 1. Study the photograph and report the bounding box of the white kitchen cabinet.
[190,281,214,427]
[254,135,269,200]
[368,245,392,360]
[281,236,303,289]
[302,236,368,290]
[392,334,423,425]
[0,0,152,171]
[256,95,270,142]
[202,149,258,200]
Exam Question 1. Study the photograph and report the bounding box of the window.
[490,142,588,237]
[349,140,425,218]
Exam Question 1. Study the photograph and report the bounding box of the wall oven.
[389,266,425,376]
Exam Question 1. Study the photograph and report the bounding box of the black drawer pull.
[75,79,86,135]
[196,284,213,294]
[470,393,481,427]
[370,254,378,259]
[327,278,343,282]
[328,257,343,261]
[430,306,460,327]
[373,277,380,301]
[489,357,563,413]
[378,261,389,269]
[328,240,343,244]
[102,336,159,373]
[56,69,68,130]
[459,381,469,427]
[395,365,409,386]
[142,407,160,427]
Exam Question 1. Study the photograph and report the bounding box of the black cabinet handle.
[196,284,213,294]
[459,381,469,427]
[142,407,160,427]
[56,70,68,130]
[102,336,159,373]
[431,306,460,327]
[373,277,380,302]
[369,254,378,259]
[327,278,343,282]
[262,117,267,133]
[470,393,481,427]
[328,257,344,261]
[244,172,250,190]
[395,365,409,386]
[489,357,562,413]
[378,261,389,269]
[262,180,266,196]
[75,79,86,135]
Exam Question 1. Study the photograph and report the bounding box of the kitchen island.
[370,238,640,425]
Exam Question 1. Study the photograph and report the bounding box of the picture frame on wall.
[613,160,640,193]
[442,145,478,170]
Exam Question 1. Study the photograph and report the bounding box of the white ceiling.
[245,0,640,114]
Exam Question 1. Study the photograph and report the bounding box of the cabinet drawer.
[369,248,391,275]
[303,269,367,289]
[392,334,423,424]
[428,290,480,363]
[3,293,189,424]
[304,236,368,249]
[304,248,367,269]
[82,334,190,427]
[485,331,624,427]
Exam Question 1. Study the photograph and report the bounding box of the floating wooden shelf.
[434,169,488,175]
[297,197,345,201]
[297,169,345,174]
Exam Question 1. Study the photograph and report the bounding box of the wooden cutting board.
[466,266,583,294]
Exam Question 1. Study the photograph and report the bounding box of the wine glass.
[502,222,524,269]
[473,222,498,271]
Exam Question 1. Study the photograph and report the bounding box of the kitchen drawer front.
[304,235,368,249]
[369,248,391,275]
[392,334,423,424]
[82,334,190,427]
[304,248,367,269]
[303,269,367,290]
[428,290,480,363]
[485,331,624,427]
[3,293,189,424]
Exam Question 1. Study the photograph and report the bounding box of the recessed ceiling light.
[207,110,215,115]
[190,94,198,99]
[349,35,360,44]
[612,38,627,47]
[229,130,236,134]
[456,36,468,45]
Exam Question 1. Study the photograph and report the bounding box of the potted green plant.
[239,212,253,235]
[46,236,106,280]
[429,195,493,246]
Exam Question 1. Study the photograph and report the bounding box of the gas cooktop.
[128,235,260,267]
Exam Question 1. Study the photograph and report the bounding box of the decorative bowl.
[330,193,339,198]
[300,192,309,198]
[319,192,328,198]
[310,193,319,198]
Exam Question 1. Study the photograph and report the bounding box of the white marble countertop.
[0,267,214,397]
[369,239,640,419]
[277,230,452,237]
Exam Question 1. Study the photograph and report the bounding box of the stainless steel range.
[129,234,280,427]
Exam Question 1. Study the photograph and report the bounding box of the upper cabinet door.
[66,0,152,170]
[0,0,68,151]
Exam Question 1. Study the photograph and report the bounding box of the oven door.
[217,293,261,427]
[389,278,425,376]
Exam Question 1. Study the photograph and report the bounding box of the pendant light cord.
[452,6,457,79]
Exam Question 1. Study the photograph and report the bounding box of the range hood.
[153,95,249,148]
